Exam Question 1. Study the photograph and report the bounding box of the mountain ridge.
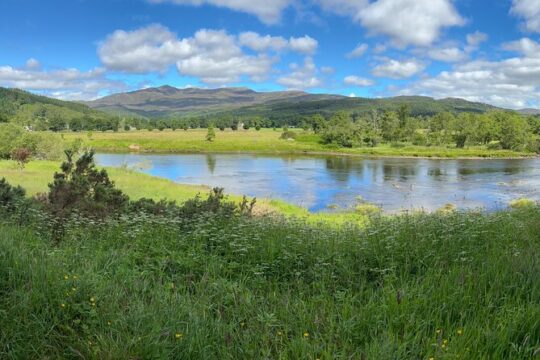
[85,85,508,119]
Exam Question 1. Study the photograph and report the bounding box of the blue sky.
[1,0,539,108]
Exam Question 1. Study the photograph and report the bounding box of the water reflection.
[94,153,540,213]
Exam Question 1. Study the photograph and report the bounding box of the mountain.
[517,108,540,115]
[85,86,499,119]
[85,86,343,118]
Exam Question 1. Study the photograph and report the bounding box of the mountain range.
[1,87,539,125]
[85,86,512,119]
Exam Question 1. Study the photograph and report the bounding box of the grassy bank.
[0,160,368,224]
[1,205,539,358]
[60,129,532,158]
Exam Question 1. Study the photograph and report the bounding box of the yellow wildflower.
[90,297,96,303]
[303,332,309,338]
[175,332,183,339]
[277,331,282,336]
[60,303,66,308]
[63,275,69,280]
[107,321,112,326]
[435,329,441,334]
[443,339,448,345]
[457,329,463,335]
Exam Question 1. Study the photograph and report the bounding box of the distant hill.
[517,108,540,115]
[85,86,499,119]
[0,87,115,129]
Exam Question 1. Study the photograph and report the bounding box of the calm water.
[95,153,540,212]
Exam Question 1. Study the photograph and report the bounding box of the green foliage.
[206,125,216,142]
[498,114,530,150]
[320,111,363,147]
[0,123,24,158]
[0,201,538,358]
[47,151,129,223]
[0,177,26,212]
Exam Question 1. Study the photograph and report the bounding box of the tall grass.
[1,207,539,358]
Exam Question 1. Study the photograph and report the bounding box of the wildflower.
[457,329,463,335]
[71,287,77,292]
[277,331,282,336]
[303,332,309,338]
[175,332,183,339]
[64,275,69,280]
[443,339,448,345]
[73,275,78,280]
[240,322,245,327]
[107,321,112,326]
[60,303,66,308]
[435,329,442,334]
[90,297,96,303]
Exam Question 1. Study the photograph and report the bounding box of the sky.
[0,0,539,109]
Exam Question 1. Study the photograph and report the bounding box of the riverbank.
[0,160,369,225]
[59,129,534,159]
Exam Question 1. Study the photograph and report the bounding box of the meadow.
[1,201,538,358]
[61,129,532,159]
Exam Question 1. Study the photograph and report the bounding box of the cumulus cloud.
[0,61,125,100]
[147,0,293,24]
[289,35,318,55]
[98,24,194,73]
[347,43,369,58]
[511,0,540,32]
[428,47,467,62]
[503,37,540,58]
[466,31,488,47]
[372,58,425,79]
[401,48,540,108]
[238,32,288,52]
[98,25,319,84]
[277,57,322,90]
[344,75,374,86]
[317,0,464,47]
[238,32,318,54]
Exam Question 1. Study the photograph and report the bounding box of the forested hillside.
[0,88,124,131]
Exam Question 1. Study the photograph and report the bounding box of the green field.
[1,203,539,358]
[61,129,532,158]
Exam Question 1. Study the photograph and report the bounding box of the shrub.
[48,150,129,221]
[509,198,536,209]
[0,178,26,213]
[280,131,297,140]
[206,126,216,142]
[10,148,31,169]
[487,141,502,150]
[412,132,427,146]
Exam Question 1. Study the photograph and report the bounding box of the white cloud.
[317,0,464,47]
[277,57,322,90]
[99,25,290,84]
[511,0,540,32]
[238,32,288,52]
[503,38,540,58]
[25,58,41,70]
[401,50,540,108]
[0,62,125,100]
[177,55,274,84]
[428,47,466,62]
[466,31,488,47]
[288,35,318,55]
[98,24,194,73]
[238,32,318,54]
[148,0,293,24]
[347,43,368,58]
[344,75,374,86]
[372,58,425,79]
